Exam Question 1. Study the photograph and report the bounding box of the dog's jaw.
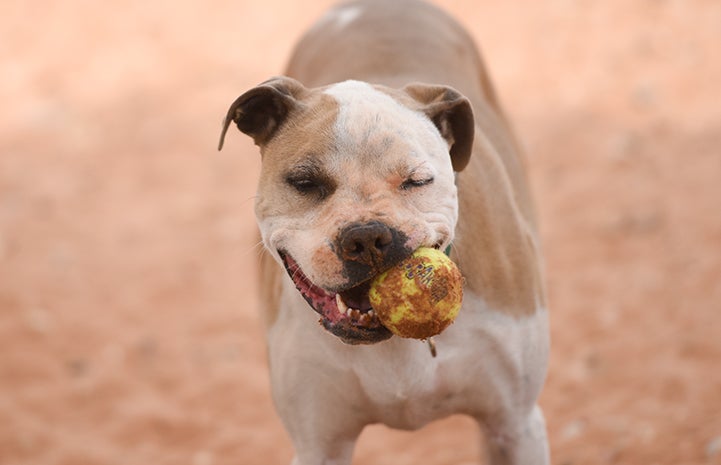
[280,252,393,344]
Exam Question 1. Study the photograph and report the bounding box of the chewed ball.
[369,247,463,339]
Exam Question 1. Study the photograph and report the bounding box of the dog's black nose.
[336,221,410,286]
[339,221,393,267]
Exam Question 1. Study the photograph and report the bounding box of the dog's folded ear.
[403,84,474,172]
[218,76,306,150]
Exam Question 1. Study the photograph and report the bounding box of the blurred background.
[1,0,720,464]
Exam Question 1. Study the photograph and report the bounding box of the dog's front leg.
[269,328,366,465]
[277,384,364,465]
[480,405,550,465]
[288,433,357,465]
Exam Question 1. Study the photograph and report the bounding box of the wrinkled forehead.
[261,80,449,176]
[323,81,446,165]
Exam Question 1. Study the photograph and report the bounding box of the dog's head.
[219,77,473,344]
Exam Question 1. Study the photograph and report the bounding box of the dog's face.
[219,77,474,344]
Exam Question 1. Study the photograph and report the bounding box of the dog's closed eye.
[288,177,320,192]
[285,165,335,200]
[400,176,434,190]
[399,162,435,191]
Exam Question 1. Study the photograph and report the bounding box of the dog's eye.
[286,176,330,198]
[289,178,317,192]
[401,176,434,190]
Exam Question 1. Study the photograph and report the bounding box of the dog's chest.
[349,341,465,429]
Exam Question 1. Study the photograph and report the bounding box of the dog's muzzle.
[280,221,412,344]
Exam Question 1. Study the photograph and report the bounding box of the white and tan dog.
[218,0,550,463]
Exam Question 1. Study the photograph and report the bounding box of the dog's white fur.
[220,1,550,463]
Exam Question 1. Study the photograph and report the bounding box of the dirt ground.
[1,0,720,464]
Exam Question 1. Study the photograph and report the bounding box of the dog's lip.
[279,251,393,345]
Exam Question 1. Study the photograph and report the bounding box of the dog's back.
[287,0,496,104]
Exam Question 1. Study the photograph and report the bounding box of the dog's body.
[219,0,550,463]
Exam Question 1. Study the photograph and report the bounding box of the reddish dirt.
[1,1,720,464]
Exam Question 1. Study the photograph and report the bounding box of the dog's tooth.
[351,309,361,320]
[335,294,348,314]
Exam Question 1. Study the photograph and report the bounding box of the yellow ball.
[369,247,463,339]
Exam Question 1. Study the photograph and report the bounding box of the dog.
[218,0,550,463]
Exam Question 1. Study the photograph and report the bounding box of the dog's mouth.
[280,252,393,344]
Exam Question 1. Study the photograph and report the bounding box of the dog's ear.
[218,76,306,150]
[403,84,474,172]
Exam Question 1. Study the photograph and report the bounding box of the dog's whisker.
[241,240,266,263]
[239,195,258,208]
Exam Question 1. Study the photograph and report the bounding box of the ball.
[369,247,463,339]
